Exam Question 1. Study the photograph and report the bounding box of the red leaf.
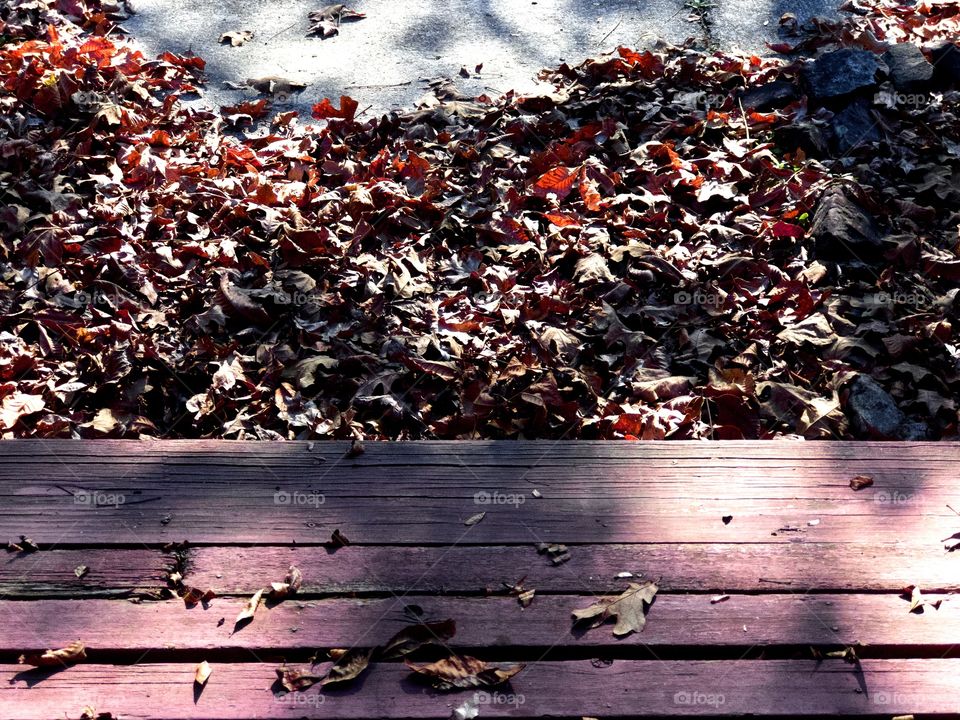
[312,95,359,122]
[771,221,805,239]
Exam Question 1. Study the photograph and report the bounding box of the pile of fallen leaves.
[2,0,960,439]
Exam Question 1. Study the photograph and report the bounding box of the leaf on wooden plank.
[235,588,263,627]
[405,654,524,691]
[849,474,874,491]
[18,535,39,552]
[517,589,536,608]
[464,511,485,526]
[182,586,215,607]
[276,664,324,692]
[267,565,303,601]
[219,30,253,46]
[74,565,89,579]
[19,640,87,667]
[80,707,115,720]
[328,528,351,548]
[902,584,941,613]
[194,660,212,685]
[824,646,859,664]
[572,580,659,636]
[347,438,365,457]
[321,647,373,686]
[710,594,730,604]
[379,619,457,659]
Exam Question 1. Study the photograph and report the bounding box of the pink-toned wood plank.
[1,440,958,544]
[0,549,173,598]
[2,593,956,654]
[184,543,960,594]
[4,659,959,718]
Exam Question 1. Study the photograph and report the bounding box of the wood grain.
[4,659,959,718]
[184,543,959,594]
[2,440,956,544]
[2,593,956,655]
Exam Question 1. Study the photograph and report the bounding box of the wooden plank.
[184,543,960,594]
[2,440,959,544]
[4,659,960,718]
[2,593,956,655]
[0,549,174,598]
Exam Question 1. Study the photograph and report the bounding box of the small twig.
[738,97,750,143]
[947,503,960,517]
[265,21,299,43]
[597,18,622,47]
[758,578,793,585]
[344,81,412,90]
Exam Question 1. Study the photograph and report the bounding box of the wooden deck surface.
[2,440,959,719]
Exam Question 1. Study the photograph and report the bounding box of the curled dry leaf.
[182,586,216,607]
[572,580,659,637]
[379,619,457,659]
[347,438,365,457]
[405,654,524,691]
[328,528,351,548]
[902,584,942,613]
[74,565,89,579]
[267,565,303,601]
[849,474,874,491]
[235,588,264,626]
[464,511,485,527]
[710,594,730,604]
[194,660,212,685]
[321,647,373,686]
[276,664,324,692]
[19,640,87,667]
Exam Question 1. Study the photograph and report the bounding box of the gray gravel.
[120,0,843,117]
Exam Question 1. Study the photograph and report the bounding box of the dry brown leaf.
[379,619,457,659]
[235,588,263,626]
[347,438,365,457]
[19,640,86,667]
[267,565,303,601]
[194,660,212,685]
[74,565,89,579]
[219,30,253,46]
[276,664,324,692]
[328,528,351,548]
[405,654,524,691]
[321,647,373,686]
[849,474,874,491]
[572,580,659,636]
[902,584,942,613]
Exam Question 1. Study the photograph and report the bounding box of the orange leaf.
[532,166,578,201]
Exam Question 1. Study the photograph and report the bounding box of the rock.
[930,42,960,87]
[829,99,880,154]
[845,374,904,438]
[774,122,829,157]
[896,420,932,440]
[810,184,882,259]
[803,49,885,100]
[881,42,933,91]
[737,80,799,111]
